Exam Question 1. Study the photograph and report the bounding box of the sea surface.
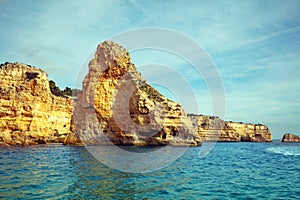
[0,141,299,199]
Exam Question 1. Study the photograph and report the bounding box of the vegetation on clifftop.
[49,80,81,97]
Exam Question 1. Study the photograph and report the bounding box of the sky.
[1,0,300,139]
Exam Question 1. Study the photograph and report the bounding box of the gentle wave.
[1,143,300,199]
[266,146,300,156]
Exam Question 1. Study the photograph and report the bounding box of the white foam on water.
[266,146,300,156]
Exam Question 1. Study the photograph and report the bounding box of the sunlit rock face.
[188,114,272,142]
[0,45,271,146]
[0,62,73,146]
[282,133,300,142]
[66,41,201,146]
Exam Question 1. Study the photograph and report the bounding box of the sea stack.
[0,43,273,146]
[282,133,300,142]
[65,41,201,146]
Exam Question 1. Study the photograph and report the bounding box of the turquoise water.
[0,142,299,199]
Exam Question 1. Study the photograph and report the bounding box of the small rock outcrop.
[0,62,73,146]
[188,114,272,142]
[65,41,201,146]
[282,133,300,142]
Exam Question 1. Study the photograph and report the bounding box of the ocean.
[0,141,299,199]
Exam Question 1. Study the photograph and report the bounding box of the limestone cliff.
[0,43,273,146]
[66,41,201,146]
[282,133,300,142]
[188,114,272,142]
[0,62,73,146]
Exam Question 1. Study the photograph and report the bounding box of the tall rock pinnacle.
[67,41,201,146]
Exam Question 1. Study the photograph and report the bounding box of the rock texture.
[0,62,73,146]
[66,41,201,146]
[282,133,300,142]
[0,42,273,146]
[188,114,272,142]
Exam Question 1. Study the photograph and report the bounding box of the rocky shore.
[0,41,273,146]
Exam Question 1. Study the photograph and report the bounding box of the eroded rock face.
[0,44,273,146]
[188,114,272,142]
[67,41,201,146]
[282,133,300,142]
[0,62,73,146]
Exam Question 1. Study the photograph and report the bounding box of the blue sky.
[1,0,300,139]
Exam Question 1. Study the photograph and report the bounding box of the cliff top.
[0,62,46,73]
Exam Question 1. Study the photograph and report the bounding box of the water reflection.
[86,145,189,173]
[0,145,153,199]
[0,145,80,199]
[2,143,299,199]
[66,146,140,199]
[65,146,184,199]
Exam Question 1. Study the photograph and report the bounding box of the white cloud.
[1,0,300,138]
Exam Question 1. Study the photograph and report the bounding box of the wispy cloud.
[1,0,300,138]
[213,24,300,55]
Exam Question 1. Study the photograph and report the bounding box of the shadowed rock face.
[282,133,300,142]
[67,41,201,146]
[0,62,73,146]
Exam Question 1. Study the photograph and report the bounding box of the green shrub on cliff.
[49,80,81,97]
[49,80,64,97]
